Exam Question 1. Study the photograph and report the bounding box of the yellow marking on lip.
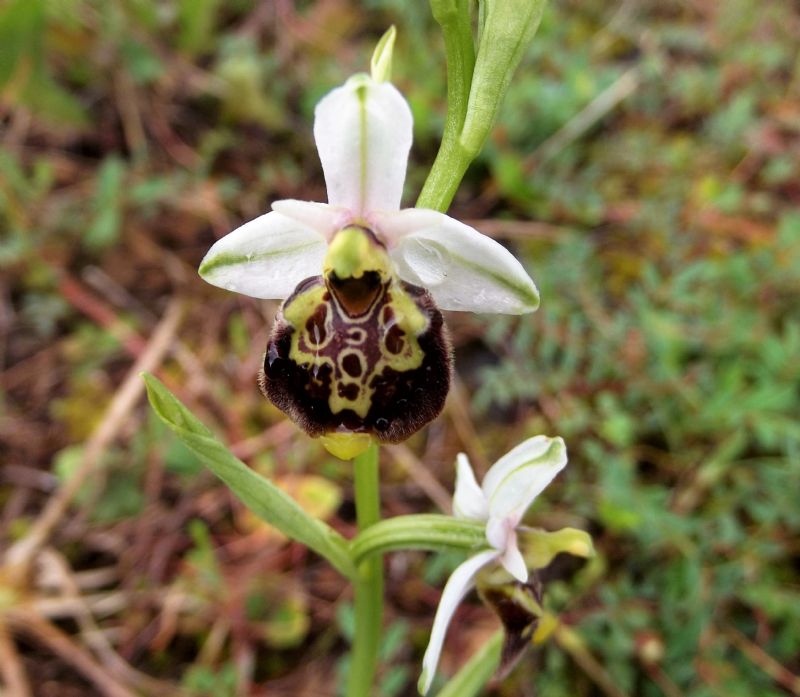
[282,226,432,423]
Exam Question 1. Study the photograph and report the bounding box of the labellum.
[260,226,452,459]
[477,572,544,680]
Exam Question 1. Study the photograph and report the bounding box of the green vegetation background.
[2,1,799,696]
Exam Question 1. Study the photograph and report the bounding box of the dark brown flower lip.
[260,275,452,445]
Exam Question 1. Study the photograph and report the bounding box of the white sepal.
[418,549,500,695]
[484,436,567,524]
[380,209,540,313]
[314,74,412,215]
[198,211,327,299]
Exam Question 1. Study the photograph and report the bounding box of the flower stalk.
[347,443,384,697]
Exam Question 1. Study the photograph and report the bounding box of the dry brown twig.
[555,623,631,697]
[4,611,137,697]
[384,444,452,513]
[0,623,32,697]
[36,548,189,696]
[447,375,490,473]
[3,297,184,576]
[724,625,800,696]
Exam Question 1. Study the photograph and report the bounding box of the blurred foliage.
[2,0,799,696]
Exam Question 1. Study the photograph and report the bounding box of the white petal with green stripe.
[198,211,327,299]
[379,209,540,314]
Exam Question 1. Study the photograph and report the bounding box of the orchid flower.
[198,42,539,458]
[418,436,567,694]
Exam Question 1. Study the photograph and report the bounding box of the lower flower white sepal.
[418,548,500,695]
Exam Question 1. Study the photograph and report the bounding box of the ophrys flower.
[419,436,567,693]
[199,52,539,457]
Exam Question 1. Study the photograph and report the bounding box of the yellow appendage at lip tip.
[319,432,374,460]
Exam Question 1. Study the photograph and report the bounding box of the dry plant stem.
[555,623,631,697]
[6,612,137,697]
[346,444,383,697]
[40,549,185,696]
[724,626,800,695]
[385,444,452,513]
[0,623,32,697]
[531,66,640,165]
[645,664,686,697]
[4,298,184,575]
[448,375,490,473]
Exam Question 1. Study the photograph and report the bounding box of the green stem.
[418,0,476,212]
[416,141,477,213]
[350,514,486,563]
[346,444,383,697]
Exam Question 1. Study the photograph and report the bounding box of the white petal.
[314,74,412,215]
[379,209,540,313]
[486,515,512,551]
[452,454,489,520]
[485,437,567,523]
[271,199,348,240]
[486,519,528,580]
[198,211,327,299]
[499,529,528,583]
[418,549,500,695]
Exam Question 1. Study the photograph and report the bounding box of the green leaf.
[261,592,311,649]
[86,156,126,251]
[142,373,355,579]
[0,0,44,89]
[21,73,89,127]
